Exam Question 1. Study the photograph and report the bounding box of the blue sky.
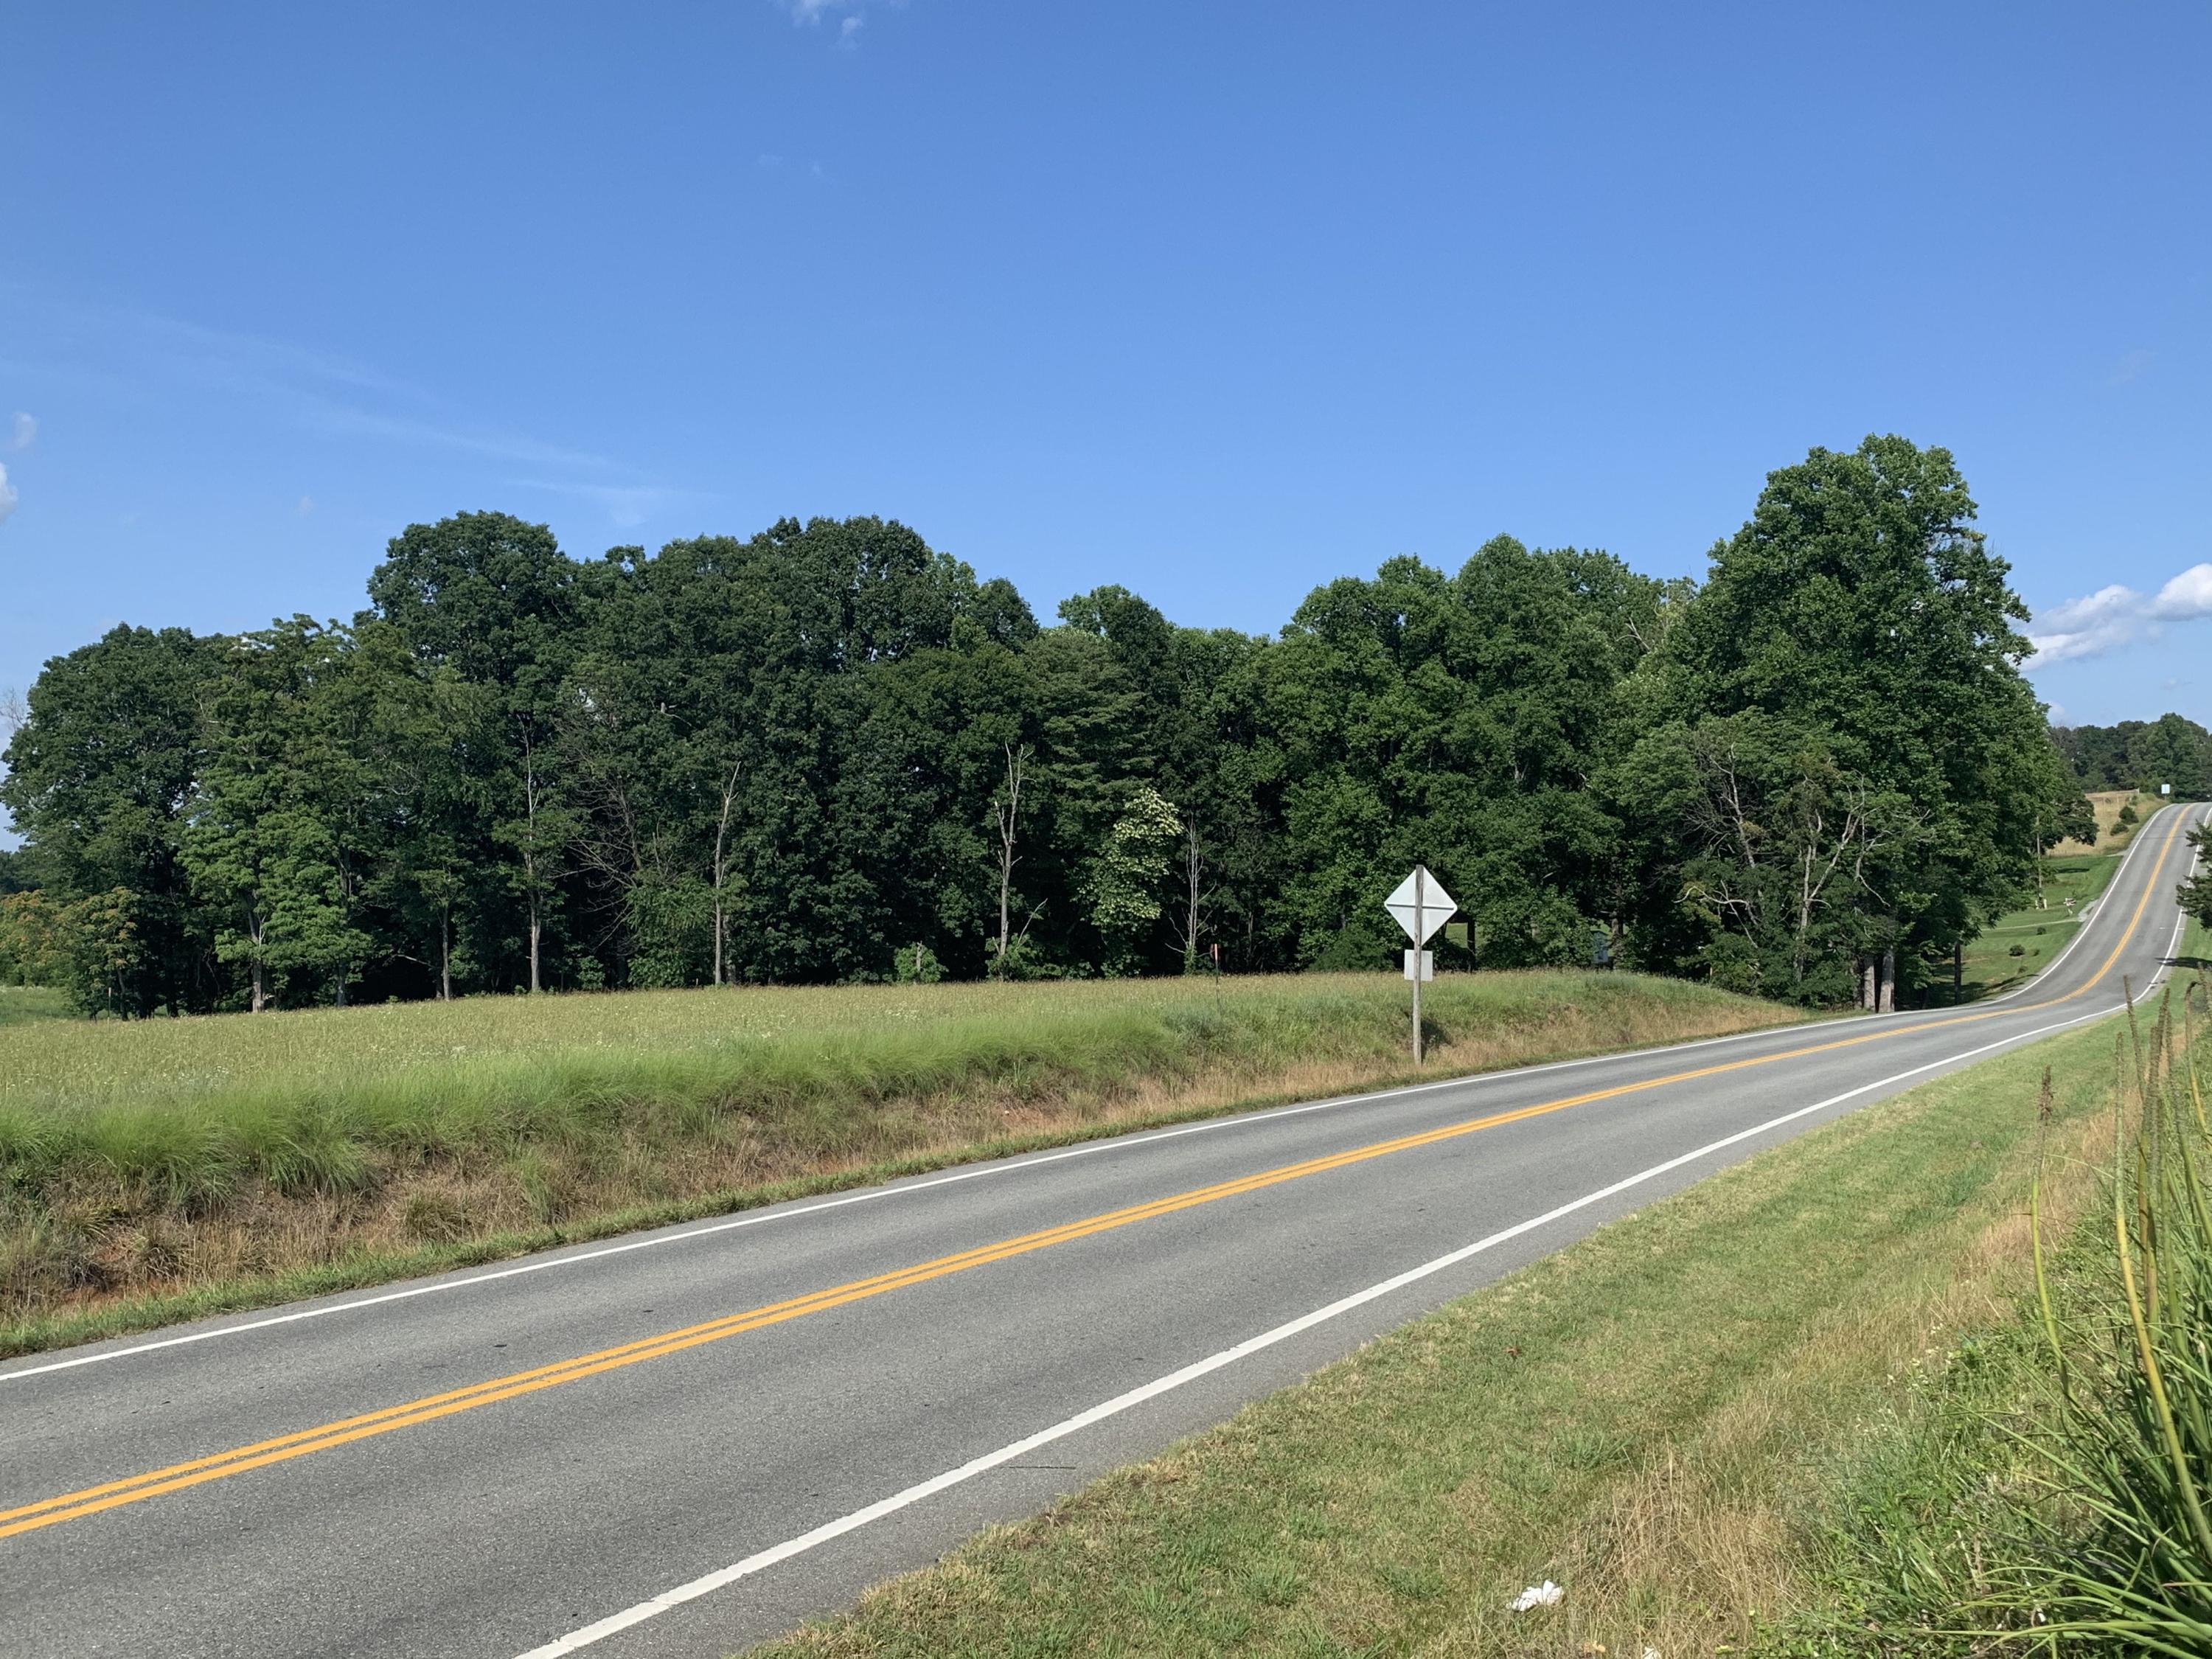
[3,0,2208,796]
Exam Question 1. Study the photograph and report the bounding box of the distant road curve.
[3,802,2204,1659]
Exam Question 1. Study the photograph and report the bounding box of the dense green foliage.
[2183,822,2212,933]
[2056,710,2212,799]
[1,435,2085,1012]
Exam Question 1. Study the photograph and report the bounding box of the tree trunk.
[248,908,268,1012]
[992,745,1027,974]
[995,850,1012,967]
[712,759,741,988]
[1183,824,1203,973]
[439,906,453,1002]
[1860,959,1876,1010]
[1878,947,1896,1013]
[1952,939,1963,1003]
[524,738,544,994]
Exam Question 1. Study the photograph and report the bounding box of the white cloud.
[2158,563,2212,616]
[296,495,315,516]
[7,413,33,451]
[781,0,898,39]
[2111,349,2154,386]
[2028,560,2212,667]
[0,463,15,526]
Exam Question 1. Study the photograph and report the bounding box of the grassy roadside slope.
[754,1001,2168,1659]
[0,970,1800,1359]
[1956,849,2122,1001]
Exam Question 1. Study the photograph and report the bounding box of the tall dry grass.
[1964,982,2212,1649]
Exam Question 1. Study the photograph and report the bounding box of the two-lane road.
[4,804,2205,1658]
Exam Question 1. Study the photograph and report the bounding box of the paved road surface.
[4,804,2205,1658]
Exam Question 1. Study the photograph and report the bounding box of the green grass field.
[0,969,1803,1357]
[752,992,2193,1659]
[0,985,72,1029]
[1955,849,2124,1000]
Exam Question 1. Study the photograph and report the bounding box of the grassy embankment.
[0,969,1801,1359]
[755,982,2207,1659]
[1955,849,2121,1001]
[1757,977,2212,1655]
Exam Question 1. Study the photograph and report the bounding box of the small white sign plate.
[1402,949,1433,981]
[1383,866,1456,945]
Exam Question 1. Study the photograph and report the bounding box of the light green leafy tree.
[1085,786,1181,975]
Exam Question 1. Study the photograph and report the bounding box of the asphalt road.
[4,804,2205,1659]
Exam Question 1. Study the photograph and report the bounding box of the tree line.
[2051,712,2212,802]
[0,435,2097,1015]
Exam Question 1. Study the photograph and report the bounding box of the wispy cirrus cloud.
[0,463,15,526]
[502,479,707,530]
[779,0,899,46]
[2110,349,2154,386]
[3,290,686,530]
[302,403,611,473]
[7,413,33,451]
[2028,562,2212,667]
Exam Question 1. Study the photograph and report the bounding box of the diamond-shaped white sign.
[1383,866,1456,945]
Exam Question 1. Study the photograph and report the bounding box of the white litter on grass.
[1510,1579,1565,1611]
[1642,1649,1661,1659]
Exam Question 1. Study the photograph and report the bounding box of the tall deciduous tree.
[182,621,384,1009]
[0,625,224,1014]
[1259,538,1645,971]
[1660,435,2055,1003]
[366,512,578,992]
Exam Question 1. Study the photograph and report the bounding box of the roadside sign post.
[1383,865,1456,1064]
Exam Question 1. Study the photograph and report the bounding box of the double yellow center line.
[1,807,2196,1542]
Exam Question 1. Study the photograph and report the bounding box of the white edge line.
[10,805,2199,1388]
[512,988,2161,1658]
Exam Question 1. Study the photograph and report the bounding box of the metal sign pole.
[1412,866,1425,1064]
[1383,863,1453,1068]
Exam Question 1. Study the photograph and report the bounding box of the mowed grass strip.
[750,1006,2146,1659]
[0,970,1798,1357]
